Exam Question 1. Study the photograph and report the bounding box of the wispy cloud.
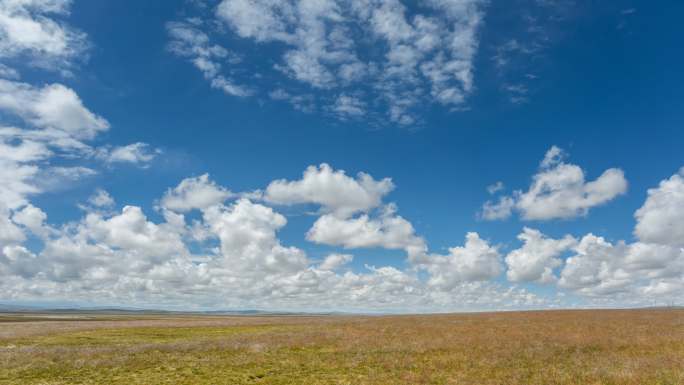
[168,0,487,126]
[489,0,578,104]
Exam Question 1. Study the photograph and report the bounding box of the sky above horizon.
[0,0,683,312]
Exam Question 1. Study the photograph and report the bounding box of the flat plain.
[1,309,683,384]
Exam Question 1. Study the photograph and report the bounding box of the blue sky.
[0,0,682,312]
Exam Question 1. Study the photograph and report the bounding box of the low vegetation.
[1,310,683,384]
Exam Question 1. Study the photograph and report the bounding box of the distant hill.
[0,303,348,316]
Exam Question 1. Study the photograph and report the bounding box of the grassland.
[1,309,683,384]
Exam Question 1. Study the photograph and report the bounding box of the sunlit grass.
[1,310,683,384]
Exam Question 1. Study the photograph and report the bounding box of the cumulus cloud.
[88,189,115,208]
[265,163,394,217]
[307,204,427,262]
[0,4,157,229]
[0,157,552,312]
[481,146,628,220]
[0,136,49,162]
[319,253,353,271]
[167,0,486,125]
[161,174,233,212]
[84,206,189,263]
[203,198,309,274]
[33,205,191,284]
[474,167,684,304]
[0,127,97,210]
[0,244,40,278]
[634,168,684,247]
[480,196,514,221]
[0,2,172,297]
[555,167,684,301]
[0,141,43,209]
[12,203,49,238]
[0,0,88,71]
[0,204,25,246]
[265,164,429,265]
[0,63,19,79]
[0,79,109,140]
[427,232,502,288]
[505,227,576,283]
[516,148,628,220]
[558,234,631,296]
[2,141,680,311]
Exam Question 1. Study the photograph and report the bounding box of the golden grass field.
[1,309,683,384]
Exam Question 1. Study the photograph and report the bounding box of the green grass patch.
[10,325,291,347]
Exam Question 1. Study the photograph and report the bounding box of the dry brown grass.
[1,309,683,384]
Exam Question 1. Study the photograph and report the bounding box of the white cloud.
[0,136,49,162]
[516,161,627,220]
[634,168,684,247]
[84,206,189,263]
[96,142,160,165]
[3,151,681,311]
[427,232,502,288]
[169,0,486,125]
[33,205,192,283]
[307,204,427,262]
[333,94,365,118]
[0,137,48,209]
[202,198,308,273]
[558,168,684,303]
[166,19,251,97]
[0,8,158,289]
[0,159,39,209]
[0,0,88,71]
[268,163,428,264]
[32,166,96,192]
[265,163,394,217]
[215,0,295,43]
[487,181,504,194]
[0,204,24,246]
[0,125,90,154]
[0,79,109,140]
[540,145,563,168]
[218,0,348,89]
[492,169,684,303]
[88,189,115,208]
[0,63,19,79]
[556,169,684,300]
[505,227,576,283]
[319,253,353,271]
[558,234,631,296]
[268,88,316,112]
[0,135,94,211]
[12,203,48,238]
[480,196,514,220]
[161,174,233,212]
[0,165,551,311]
[482,146,628,220]
[0,244,40,278]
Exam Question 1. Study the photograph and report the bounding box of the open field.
[1,310,683,384]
